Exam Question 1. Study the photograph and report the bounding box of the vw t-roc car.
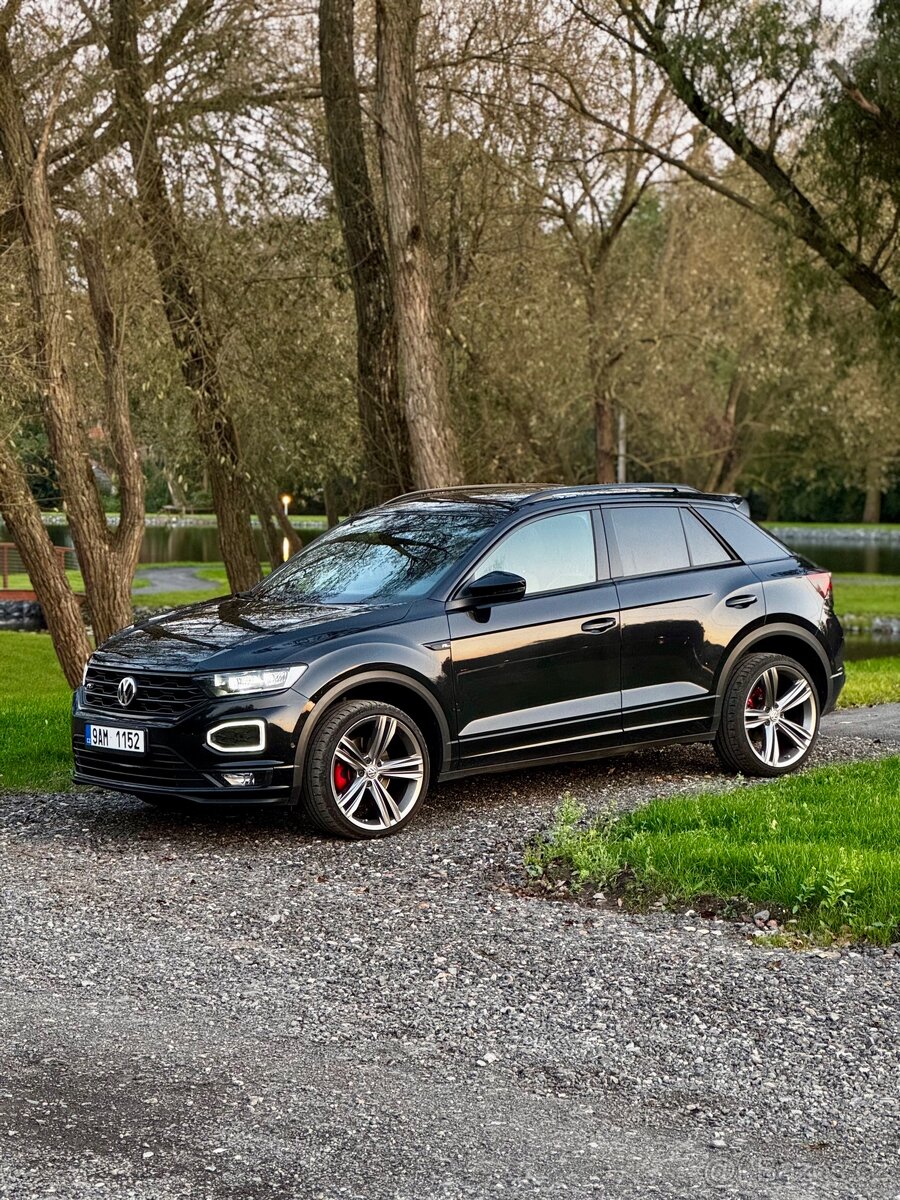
[73,485,844,838]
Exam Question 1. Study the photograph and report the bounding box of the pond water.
[786,539,900,577]
[2,523,896,573]
[1,520,896,660]
[0,521,320,563]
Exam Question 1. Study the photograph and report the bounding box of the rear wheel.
[714,652,819,777]
[300,699,429,839]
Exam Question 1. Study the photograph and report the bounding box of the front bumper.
[71,686,309,806]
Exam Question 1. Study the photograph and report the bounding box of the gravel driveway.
[1,716,899,1199]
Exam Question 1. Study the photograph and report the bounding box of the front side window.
[471,510,596,595]
[259,503,505,603]
[606,506,690,577]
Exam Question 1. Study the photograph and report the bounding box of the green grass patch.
[3,569,85,592]
[133,589,228,609]
[839,656,900,707]
[833,576,900,624]
[526,758,900,944]
[0,632,72,792]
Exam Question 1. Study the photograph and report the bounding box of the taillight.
[807,571,833,604]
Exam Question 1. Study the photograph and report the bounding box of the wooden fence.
[0,543,78,592]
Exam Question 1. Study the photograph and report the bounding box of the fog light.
[222,771,255,787]
[207,719,266,753]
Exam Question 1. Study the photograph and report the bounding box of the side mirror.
[459,570,526,608]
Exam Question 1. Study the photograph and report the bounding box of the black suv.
[72,485,844,838]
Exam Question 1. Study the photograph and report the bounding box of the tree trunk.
[0,23,141,668]
[79,232,145,643]
[0,441,91,687]
[109,0,260,594]
[251,486,283,570]
[323,480,340,528]
[863,455,882,523]
[375,0,462,490]
[319,0,412,503]
[272,497,303,555]
[704,373,744,494]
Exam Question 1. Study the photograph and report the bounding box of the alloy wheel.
[744,664,817,769]
[330,713,425,832]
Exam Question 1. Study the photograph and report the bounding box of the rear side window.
[681,509,733,566]
[606,506,690,577]
[695,505,792,563]
[473,510,596,595]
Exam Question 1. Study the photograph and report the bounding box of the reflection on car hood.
[96,593,411,672]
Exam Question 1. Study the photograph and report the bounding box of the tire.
[714,652,820,778]
[299,699,430,839]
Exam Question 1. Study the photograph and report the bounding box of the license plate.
[85,724,145,754]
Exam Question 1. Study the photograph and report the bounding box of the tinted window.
[259,502,504,603]
[607,506,690,576]
[682,509,733,566]
[696,505,792,563]
[473,510,596,595]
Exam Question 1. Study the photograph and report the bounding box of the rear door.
[603,504,764,741]
[448,508,622,769]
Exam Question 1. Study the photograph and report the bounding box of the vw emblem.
[117,676,137,707]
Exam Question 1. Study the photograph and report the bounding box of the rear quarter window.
[694,505,793,564]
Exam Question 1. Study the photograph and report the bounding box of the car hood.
[95,593,412,673]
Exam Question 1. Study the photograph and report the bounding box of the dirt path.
[132,566,220,595]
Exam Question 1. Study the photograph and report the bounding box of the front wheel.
[300,699,430,839]
[715,652,819,777]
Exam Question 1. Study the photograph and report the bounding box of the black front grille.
[73,735,212,791]
[84,664,206,721]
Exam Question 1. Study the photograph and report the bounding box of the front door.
[448,509,621,769]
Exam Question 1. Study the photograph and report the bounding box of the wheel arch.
[713,622,832,726]
[292,669,452,795]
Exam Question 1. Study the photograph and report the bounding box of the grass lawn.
[526,757,900,944]
[134,589,228,609]
[833,575,900,625]
[840,657,900,707]
[0,632,73,792]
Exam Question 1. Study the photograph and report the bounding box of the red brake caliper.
[334,761,351,793]
[747,684,766,711]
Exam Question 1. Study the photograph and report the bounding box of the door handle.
[725,594,759,609]
[582,616,617,634]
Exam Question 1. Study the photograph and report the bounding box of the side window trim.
[453,507,606,600]
[591,508,611,582]
[604,503,740,581]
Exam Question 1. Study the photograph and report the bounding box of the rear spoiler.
[723,494,751,516]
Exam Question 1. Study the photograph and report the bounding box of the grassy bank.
[834,575,900,627]
[0,631,897,793]
[840,657,900,707]
[0,633,72,792]
[527,758,900,944]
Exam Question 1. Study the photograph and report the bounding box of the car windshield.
[257,502,505,604]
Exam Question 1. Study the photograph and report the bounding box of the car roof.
[381,483,746,512]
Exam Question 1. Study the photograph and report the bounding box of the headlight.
[204,664,308,697]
